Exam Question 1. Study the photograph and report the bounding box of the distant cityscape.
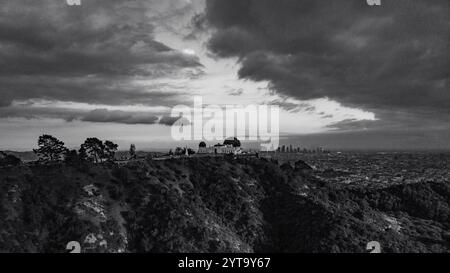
[262,152,450,189]
[276,145,329,154]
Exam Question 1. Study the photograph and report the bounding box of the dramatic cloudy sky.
[0,0,448,150]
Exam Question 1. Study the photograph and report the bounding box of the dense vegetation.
[0,155,448,253]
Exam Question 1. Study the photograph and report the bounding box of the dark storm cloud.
[0,0,202,108]
[326,118,375,131]
[81,109,159,124]
[269,98,318,113]
[201,0,450,116]
[0,104,180,126]
[0,76,186,107]
[0,104,85,121]
[158,115,181,126]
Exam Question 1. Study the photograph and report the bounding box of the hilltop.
[0,156,448,253]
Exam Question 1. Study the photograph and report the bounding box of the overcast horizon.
[0,0,449,151]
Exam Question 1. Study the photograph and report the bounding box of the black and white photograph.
[0,0,449,263]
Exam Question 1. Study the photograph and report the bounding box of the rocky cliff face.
[0,157,448,253]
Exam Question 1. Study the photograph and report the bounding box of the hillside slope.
[0,157,448,253]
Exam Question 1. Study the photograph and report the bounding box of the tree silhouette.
[224,137,241,147]
[104,140,118,162]
[80,138,104,163]
[129,144,136,159]
[174,147,184,155]
[33,134,68,163]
